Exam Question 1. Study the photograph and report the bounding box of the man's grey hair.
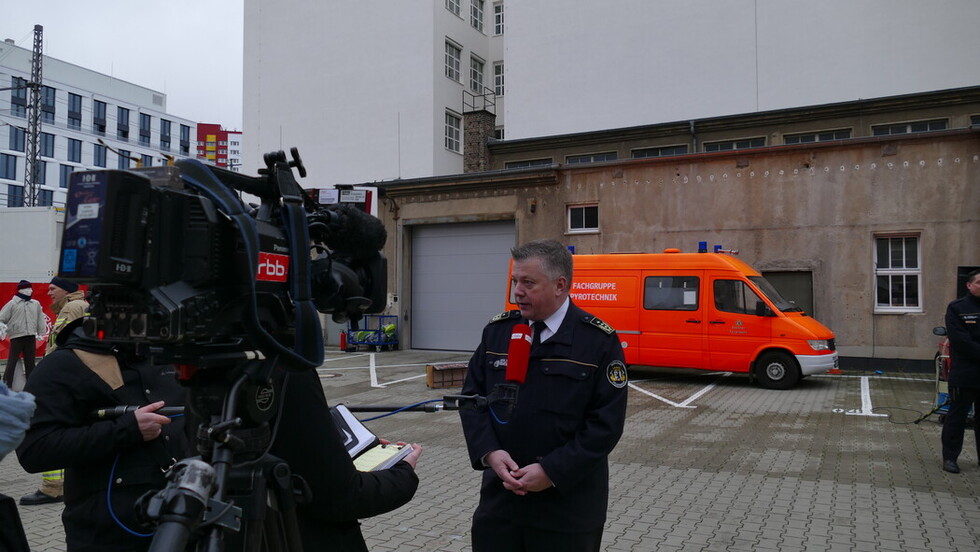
[511,240,573,283]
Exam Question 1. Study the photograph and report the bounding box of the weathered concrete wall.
[377,131,978,362]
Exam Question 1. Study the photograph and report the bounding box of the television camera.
[59,148,386,369]
[58,149,389,551]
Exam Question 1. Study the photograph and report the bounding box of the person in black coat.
[267,366,422,551]
[16,322,190,552]
[460,240,628,552]
[941,268,980,474]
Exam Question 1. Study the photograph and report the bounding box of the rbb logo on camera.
[257,252,289,282]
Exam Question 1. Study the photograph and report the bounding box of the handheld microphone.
[505,323,532,384]
[490,323,532,422]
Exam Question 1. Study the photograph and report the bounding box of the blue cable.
[357,399,444,422]
[106,413,184,538]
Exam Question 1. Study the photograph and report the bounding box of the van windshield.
[748,276,804,312]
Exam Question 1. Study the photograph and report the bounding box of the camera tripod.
[140,356,309,552]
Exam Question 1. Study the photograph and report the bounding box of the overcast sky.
[0,0,244,130]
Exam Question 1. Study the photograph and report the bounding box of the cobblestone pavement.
[3,348,979,551]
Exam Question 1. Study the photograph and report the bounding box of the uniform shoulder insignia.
[584,315,615,334]
[490,310,520,324]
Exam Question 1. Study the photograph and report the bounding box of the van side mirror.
[755,301,774,317]
[933,326,947,336]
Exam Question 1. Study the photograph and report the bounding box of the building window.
[493,61,504,96]
[784,129,851,144]
[59,164,74,189]
[117,107,130,140]
[94,143,107,167]
[566,152,617,164]
[470,56,485,93]
[68,138,82,163]
[37,189,53,207]
[445,40,462,82]
[972,115,980,126]
[872,119,947,136]
[568,204,599,233]
[139,113,152,145]
[703,137,765,152]
[160,118,172,151]
[1,154,16,180]
[40,86,56,123]
[93,100,107,135]
[505,158,552,169]
[493,2,504,35]
[494,127,505,140]
[874,235,921,312]
[632,144,689,159]
[7,185,24,207]
[180,124,191,155]
[10,77,27,117]
[68,93,83,129]
[118,149,132,169]
[9,126,25,152]
[35,160,47,185]
[470,0,485,32]
[446,0,460,16]
[445,111,461,153]
[40,132,55,158]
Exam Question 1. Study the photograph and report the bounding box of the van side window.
[714,280,767,315]
[644,276,699,310]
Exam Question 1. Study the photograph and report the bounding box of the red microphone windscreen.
[506,323,532,384]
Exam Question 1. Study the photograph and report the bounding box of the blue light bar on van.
[698,241,708,253]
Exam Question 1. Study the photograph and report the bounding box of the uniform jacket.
[46,290,88,354]
[947,293,980,388]
[16,327,188,552]
[0,295,45,339]
[269,367,420,551]
[460,301,628,532]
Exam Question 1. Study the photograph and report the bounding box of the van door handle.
[686,319,701,324]
[709,320,726,324]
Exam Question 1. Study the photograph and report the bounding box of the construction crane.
[23,24,43,207]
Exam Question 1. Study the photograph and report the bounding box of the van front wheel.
[755,351,800,390]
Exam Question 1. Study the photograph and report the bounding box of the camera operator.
[262,364,423,551]
[16,319,189,552]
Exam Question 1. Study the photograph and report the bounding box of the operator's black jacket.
[16,325,189,552]
[269,366,419,551]
[947,293,980,388]
[459,301,628,532]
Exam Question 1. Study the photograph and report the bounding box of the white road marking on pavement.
[628,372,731,408]
[843,376,888,417]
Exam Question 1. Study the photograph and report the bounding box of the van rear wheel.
[755,351,800,390]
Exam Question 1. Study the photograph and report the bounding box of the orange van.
[507,249,838,389]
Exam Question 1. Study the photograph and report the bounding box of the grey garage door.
[411,221,515,351]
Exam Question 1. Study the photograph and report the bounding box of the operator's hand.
[135,401,171,441]
[379,440,424,469]
[508,462,553,493]
[485,449,525,495]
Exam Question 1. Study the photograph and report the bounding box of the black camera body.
[57,151,386,368]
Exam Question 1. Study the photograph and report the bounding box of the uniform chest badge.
[607,360,628,389]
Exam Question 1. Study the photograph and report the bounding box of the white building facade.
[243,0,980,184]
[0,38,197,208]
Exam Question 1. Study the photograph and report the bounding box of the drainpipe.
[689,120,697,153]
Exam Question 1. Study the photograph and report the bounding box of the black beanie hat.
[50,276,79,293]
[17,280,31,290]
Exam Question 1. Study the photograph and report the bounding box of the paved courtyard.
[3,348,978,551]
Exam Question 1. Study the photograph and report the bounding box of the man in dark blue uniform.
[941,268,980,474]
[460,239,628,552]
